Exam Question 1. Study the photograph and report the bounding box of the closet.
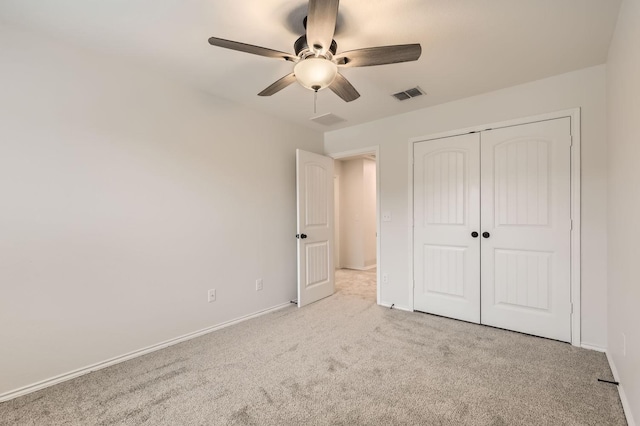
[413,118,572,342]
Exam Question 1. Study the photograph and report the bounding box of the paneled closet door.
[480,118,572,342]
[413,133,481,323]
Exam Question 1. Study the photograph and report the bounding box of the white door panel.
[412,118,572,342]
[413,133,481,323]
[480,118,572,342]
[296,149,334,307]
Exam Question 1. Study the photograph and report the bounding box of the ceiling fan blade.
[258,73,297,96]
[306,0,339,54]
[334,44,422,67]
[208,37,297,62]
[329,73,360,102]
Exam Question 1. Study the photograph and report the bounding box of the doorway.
[330,147,380,304]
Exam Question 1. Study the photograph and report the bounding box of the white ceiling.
[0,0,621,131]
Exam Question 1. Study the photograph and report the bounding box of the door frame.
[329,146,381,305]
[407,109,581,347]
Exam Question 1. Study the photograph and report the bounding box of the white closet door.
[480,118,572,342]
[414,133,481,323]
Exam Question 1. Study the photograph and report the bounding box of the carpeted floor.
[1,268,627,425]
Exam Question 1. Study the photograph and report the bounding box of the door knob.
[471,232,479,238]
[296,233,308,239]
[482,232,490,238]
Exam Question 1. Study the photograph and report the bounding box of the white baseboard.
[581,343,607,352]
[341,264,377,271]
[0,302,292,403]
[379,302,413,312]
[606,351,636,426]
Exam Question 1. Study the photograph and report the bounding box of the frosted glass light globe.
[294,57,338,92]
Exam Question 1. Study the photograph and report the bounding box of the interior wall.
[340,159,365,269]
[338,158,377,270]
[333,160,342,269]
[325,65,608,349]
[362,159,377,268]
[0,25,324,396]
[606,0,640,421]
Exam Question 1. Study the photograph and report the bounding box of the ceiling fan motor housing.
[294,35,338,58]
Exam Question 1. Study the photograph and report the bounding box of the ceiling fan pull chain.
[314,90,318,114]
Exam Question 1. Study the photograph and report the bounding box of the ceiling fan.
[208,0,422,102]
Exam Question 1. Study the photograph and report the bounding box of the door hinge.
[570,219,573,230]
[570,303,574,314]
[569,135,573,146]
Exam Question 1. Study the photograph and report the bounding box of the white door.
[296,149,335,307]
[480,118,572,342]
[413,133,481,323]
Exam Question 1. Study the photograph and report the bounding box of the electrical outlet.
[208,289,216,303]
[382,273,389,284]
[256,278,263,291]
[622,333,626,357]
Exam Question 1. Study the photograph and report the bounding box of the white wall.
[338,158,376,270]
[340,159,364,269]
[333,161,342,269]
[0,25,323,396]
[362,159,377,267]
[325,65,608,348]
[606,0,640,421]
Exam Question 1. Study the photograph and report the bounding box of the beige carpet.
[1,268,626,425]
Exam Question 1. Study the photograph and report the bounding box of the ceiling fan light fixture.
[294,57,338,92]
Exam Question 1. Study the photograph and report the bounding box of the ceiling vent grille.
[392,86,425,101]
[310,113,347,126]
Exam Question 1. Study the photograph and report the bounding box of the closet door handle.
[482,232,490,238]
[471,232,479,238]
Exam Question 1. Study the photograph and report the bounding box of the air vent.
[310,113,347,126]
[392,92,411,101]
[392,86,425,101]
